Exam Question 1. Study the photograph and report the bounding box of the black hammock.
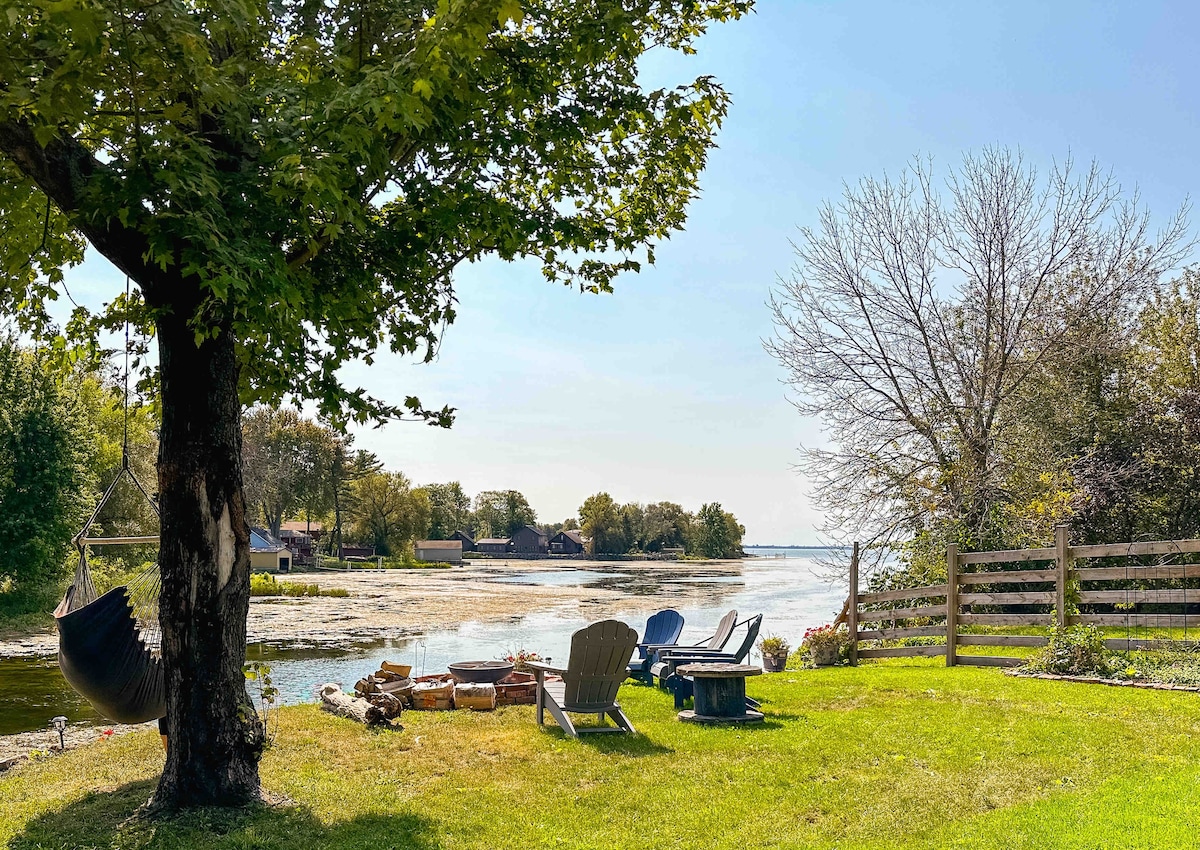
[55,463,165,725]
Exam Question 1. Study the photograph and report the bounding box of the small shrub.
[250,573,348,598]
[758,633,791,656]
[1023,624,1114,676]
[250,572,281,596]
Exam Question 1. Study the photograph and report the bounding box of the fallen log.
[364,691,406,719]
[319,683,397,728]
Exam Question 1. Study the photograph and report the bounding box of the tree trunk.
[153,309,263,809]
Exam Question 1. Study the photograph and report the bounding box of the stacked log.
[353,661,413,718]
[319,684,399,728]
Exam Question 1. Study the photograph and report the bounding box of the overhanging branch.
[0,117,176,301]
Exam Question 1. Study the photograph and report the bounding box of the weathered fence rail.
[849,526,1200,667]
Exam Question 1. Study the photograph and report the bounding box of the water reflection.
[0,555,844,735]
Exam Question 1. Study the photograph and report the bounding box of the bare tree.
[767,148,1190,572]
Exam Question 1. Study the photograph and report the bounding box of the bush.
[1023,624,1114,676]
[250,572,281,596]
[250,572,349,598]
[89,556,154,595]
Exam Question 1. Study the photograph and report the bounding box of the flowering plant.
[501,648,546,672]
[800,624,848,652]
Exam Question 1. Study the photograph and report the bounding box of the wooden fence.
[848,526,1200,667]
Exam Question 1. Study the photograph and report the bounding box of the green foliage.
[800,624,848,653]
[249,572,281,596]
[349,471,430,556]
[249,572,348,598]
[471,490,536,540]
[0,339,93,591]
[579,493,741,556]
[87,556,153,596]
[243,408,338,537]
[578,491,622,554]
[1024,624,1115,676]
[0,0,752,426]
[690,502,744,558]
[424,481,471,540]
[757,633,790,655]
[242,661,278,748]
[1071,271,1200,542]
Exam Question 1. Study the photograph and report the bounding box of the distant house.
[250,527,292,572]
[279,521,324,566]
[451,530,476,552]
[415,540,463,564]
[510,525,548,554]
[549,530,585,555]
[477,538,510,555]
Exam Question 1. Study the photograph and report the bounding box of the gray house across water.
[549,529,585,555]
[510,524,548,554]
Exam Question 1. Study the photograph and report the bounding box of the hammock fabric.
[55,581,165,724]
[55,461,165,725]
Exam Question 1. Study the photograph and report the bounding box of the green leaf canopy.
[1,0,752,422]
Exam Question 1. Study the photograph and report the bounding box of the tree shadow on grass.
[9,779,445,850]
[536,724,674,756]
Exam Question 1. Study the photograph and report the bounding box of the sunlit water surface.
[0,552,843,735]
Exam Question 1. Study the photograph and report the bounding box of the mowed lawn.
[3,662,1199,849]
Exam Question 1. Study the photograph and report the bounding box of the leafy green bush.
[250,572,281,596]
[1023,624,1114,676]
[89,556,154,595]
[250,572,349,598]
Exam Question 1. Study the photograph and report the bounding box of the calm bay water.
[0,554,844,736]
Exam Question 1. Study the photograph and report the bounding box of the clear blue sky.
[57,1,1200,543]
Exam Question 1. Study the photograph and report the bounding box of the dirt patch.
[0,721,151,768]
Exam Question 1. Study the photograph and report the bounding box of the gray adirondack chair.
[527,620,639,738]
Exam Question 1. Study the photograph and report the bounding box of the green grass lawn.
[3,662,1199,849]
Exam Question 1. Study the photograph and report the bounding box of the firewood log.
[319,683,394,727]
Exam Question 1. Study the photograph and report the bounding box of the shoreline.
[0,558,746,660]
[0,558,748,764]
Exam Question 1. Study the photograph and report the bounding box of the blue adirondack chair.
[626,609,685,682]
[660,614,763,709]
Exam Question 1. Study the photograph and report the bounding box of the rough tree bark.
[154,304,263,809]
[0,117,265,808]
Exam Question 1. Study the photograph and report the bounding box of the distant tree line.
[0,357,748,600]
[577,492,745,558]
[237,408,746,559]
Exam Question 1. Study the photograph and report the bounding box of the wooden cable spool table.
[675,662,764,724]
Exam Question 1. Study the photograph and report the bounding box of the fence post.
[848,542,859,666]
[946,543,959,667]
[1055,524,1071,627]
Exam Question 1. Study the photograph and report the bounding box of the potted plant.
[801,624,847,667]
[758,634,791,673]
